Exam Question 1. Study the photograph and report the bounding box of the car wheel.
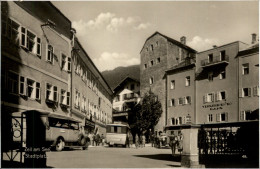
[56,139,65,151]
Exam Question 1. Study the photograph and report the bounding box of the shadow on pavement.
[133,154,181,162]
[167,164,181,167]
[1,160,53,168]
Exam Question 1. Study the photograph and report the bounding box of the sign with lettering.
[85,119,95,128]
[202,102,232,110]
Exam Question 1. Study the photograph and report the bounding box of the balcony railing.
[201,55,229,67]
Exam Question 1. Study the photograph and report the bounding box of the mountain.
[102,65,140,90]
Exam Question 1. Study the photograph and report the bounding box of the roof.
[166,59,196,74]
[140,31,197,53]
[113,76,140,93]
[237,42,259,57]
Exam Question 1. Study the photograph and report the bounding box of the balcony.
[201,55,229,68]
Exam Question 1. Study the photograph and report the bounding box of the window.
[220,69,226,79]
[184,96,191,104]
[240,110,251,121]
[204,93,214,103]
[242,63,249,75]
[20,27,41,55]
[150,60,154,67]
[27,79,35,99]
[208,72,213,81]
[170,99,175,107]
[115,95,120,102]
[47,45,54,63]
[27,30,36,52]
[67,57,71,72]
[75,89,80,109]
[7,18,20,44]
[46,83,58,102]
[151,44,154,51]
[156,41,159,46]
[185,76,190,86]
[144,64,147,69]
[208,54,213,63]
[36,38,41,56]
[82,96,87,112]
[208,114,213,122]
[149,77,154,85]
[171,118,175,125]
[178,117,182,125]
[253,86,259,96]
[170,80,175,89]
[241,88,251,97]
[157,57,160,64]
[216,91,226,101]
[60,89,70,106]
[130,84,135,90]
[8,71,19,94]
[178,97,183,105]
[220,50,226,61]
[19,76,26,95]
[61,54,66,71]
[217,113,228,122]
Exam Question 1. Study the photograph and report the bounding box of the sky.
[52,1,259,72]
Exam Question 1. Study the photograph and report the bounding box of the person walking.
[129,132,133,148]
[101,134,105,146]
[89,132,93,146]
[169,133,178,156]
[139,134,143,148]
[177,131,183,154]
[135,134,139,149]
[96,133,101,146]
[142,134,146,147]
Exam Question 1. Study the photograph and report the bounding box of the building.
[112,76,140,122]
[195,41,248,124]
[140,31,196,131]
[1,1,113,150]
[237,34,259,121]
[71,37,113,135]
[166,57,196,126]
[1,1,73,149]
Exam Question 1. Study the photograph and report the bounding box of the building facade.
[1,1,113,150]
[195,41,248,124]
[112,77,140,122]
[71,38,113,135]
[166,58,196,126]
[140,32,196,131]
[237,36,259,121]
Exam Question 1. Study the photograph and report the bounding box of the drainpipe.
[70,28,76,118]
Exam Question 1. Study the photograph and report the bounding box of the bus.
[12,112,88,151]
[106,122,130,147]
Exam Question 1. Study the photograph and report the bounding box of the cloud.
[72,13,151,33]
[187,36,219,51]
[93,52,140,71]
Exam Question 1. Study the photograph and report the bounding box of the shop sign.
[202,102,232,110]
[85,119,95,128]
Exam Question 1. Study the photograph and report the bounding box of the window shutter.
[36,82,41,100]
[253,86,257,96]
[20,27,27,48]
[225,112,228,122]
[183,116,186,124]
[211,93,214,102]
[239,88,243,98]
[240,111,245,121]
[248,88,251,97]
[215,93,218,102]
[203,95,206,103]
[216,114,220,122]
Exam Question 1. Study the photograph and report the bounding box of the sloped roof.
[113,76,140,93]
[237,42,259,57]
[140,31,197,53]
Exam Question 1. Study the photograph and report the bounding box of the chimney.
[180,36,186,45]
[251,33,257,44]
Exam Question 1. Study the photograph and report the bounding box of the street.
[46,146,181,168]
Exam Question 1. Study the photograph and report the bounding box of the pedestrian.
[169,133,178,156]
[177,131,183,154]
[139,134,143,148]
[89,132,93,146]
[129,132,133,148]
[101,134,105,146]
[151,133,154,147]
[135,134,139,149]
[142,134,146,147]
[96,133,101,146]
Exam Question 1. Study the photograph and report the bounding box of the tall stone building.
[140,32,196,132]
